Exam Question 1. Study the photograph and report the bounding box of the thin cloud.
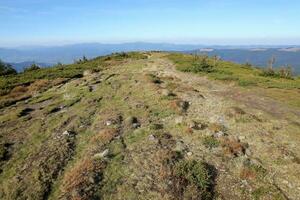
[0,5,28,13]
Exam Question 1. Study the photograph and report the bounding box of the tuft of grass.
[203,136,220,149]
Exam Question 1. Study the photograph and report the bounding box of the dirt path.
[1,53,299,200]
[143,54,300,199]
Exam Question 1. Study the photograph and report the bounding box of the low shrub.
[174,160,213,199]
[261,66,293,79]
[24,63,41,72]
[203,136,220,149]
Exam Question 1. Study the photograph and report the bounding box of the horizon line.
[1,41,300,49]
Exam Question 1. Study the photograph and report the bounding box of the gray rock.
[148,135,156,141]
[175,141,187,152]
[105,120,113,126]
[214,131,225,138]
[239,136,246,141]
[187,152,193,157]
[132,123,141,129]
[178,101,189,111]
[245,149,252,156]
[93,149,109,159]
[161,89,172,96]
[175,116,184,124]
[83,70,92,76]
[88,176,95,184]
[62,130,74,136]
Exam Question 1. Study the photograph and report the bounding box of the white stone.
[62,130,70,136]
[106,120,113,126]
[93,149,109,159]
[149,135,155,141]
[175,116,184,124]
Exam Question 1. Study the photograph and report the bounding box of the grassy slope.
[166,53,300,108]
[0,52,299,200]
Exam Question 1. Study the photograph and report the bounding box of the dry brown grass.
[240,167,257,180]
[90,128,118,144]
[169,99,189,113]
[208,123,225,133]
[28,79,50,93]
[225,106,246,118]
[9,85,29,98]
[221,138,246,157]
[60,158,106,200]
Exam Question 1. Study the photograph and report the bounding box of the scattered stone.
[214,131,225,138]
[62,130,75,137]
[175,116,184,124]
[106,120,113,126]
[125,116,140,129]
[245,149,252,156]
[176,100,189,112]
[83,70,92,76]
[238,136,246,141]
[175,141,187,152]
[161,89,174,97]
[187,120,201,130]
[93,149,109,159]
[187,152,193,157]
[88,176,95,184]
[132,123,141,129]
[148,135,156,141]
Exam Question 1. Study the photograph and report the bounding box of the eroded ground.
[0,52,299,200]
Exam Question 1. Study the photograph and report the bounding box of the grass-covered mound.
[167,53,300,107]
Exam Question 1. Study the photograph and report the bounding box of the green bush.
[175,160,212,199]
[24,63,41,72]
[180,56,214,73]
[261,66,293,79]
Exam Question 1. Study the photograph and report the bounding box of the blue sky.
[0,0,300,46]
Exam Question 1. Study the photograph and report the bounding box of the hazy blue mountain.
[0,43,207,63]
[188,48,300,74]
[1,43,300,74]
[9,61,53,72]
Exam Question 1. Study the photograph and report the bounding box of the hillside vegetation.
[0,52,299,200]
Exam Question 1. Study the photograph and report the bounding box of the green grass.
[166,53,300,89]
[0,52,148,96]
[166,53,300,108]
[174,160,212,199]
[203,136,220,149]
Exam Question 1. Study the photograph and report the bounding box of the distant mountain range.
[188,48,300,74]
[1,42,300,74]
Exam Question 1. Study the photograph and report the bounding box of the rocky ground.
[0,52,299,200]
